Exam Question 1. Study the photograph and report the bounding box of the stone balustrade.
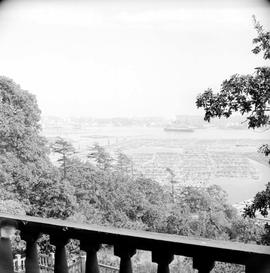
[0,213,270,273]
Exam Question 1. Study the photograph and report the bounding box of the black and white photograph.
[0,0,269,272]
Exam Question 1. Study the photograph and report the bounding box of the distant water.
[43,126,270,204]
[210,160,270,203]
[43,126,269,142]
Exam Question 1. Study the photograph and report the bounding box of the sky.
[0,0,269,118]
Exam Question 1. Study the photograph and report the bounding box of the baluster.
[49,252,55,267]
[13,260,17,272]
[80,253,87,273]
[15,254,22,272]
[0,219,17,273]
[80,240,100,273]
[21,230,41,273]
[152,250,174,273]
[50,234,69,273]
[114,246,136,273]
[22,257,26,271]
[193,257,214,273]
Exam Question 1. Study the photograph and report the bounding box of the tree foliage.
[115,151,133,176]
[229,217,264,244]
[88,143,113,171]
[51,137,75,179]
[252,15,270,59]
[0,76,76,219]
[195,17,270,244]
[164,185,237,239]
[196,18,269,130]
[0,76,47,161]
[244,183,270,218]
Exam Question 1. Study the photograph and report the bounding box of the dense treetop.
[0,76,76,219]
[0,76,45,161]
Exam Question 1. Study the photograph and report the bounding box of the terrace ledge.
[0,213,269,273]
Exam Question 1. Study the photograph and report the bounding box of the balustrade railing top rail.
[0,213,270,273]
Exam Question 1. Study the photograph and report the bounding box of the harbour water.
[43,126,270,204]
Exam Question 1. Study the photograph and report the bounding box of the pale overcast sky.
[0,0,269,118]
